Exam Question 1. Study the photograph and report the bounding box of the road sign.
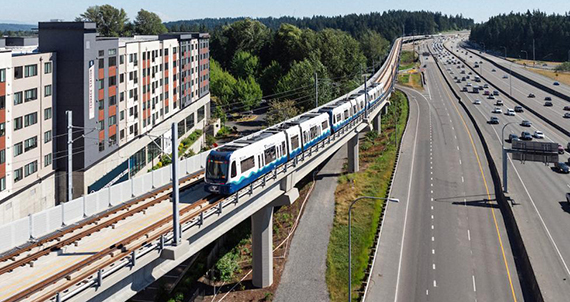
[512,150,559,164]
[511,141,559,153]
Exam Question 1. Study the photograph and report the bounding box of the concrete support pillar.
[373,113,382,135]
[252,205,274,288]
[348,134,359,173]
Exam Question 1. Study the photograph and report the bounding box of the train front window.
[207,158,229,181]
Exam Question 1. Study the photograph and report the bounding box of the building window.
[0,123,4,137]
[109,95,116,106]
[24,112,38,127]
[44,130,52,143]
[14,168,23,182]
[44,84,52,97]
[14,117,22,130]
[0,149,4,164]
[108,115,116,125]
[98,50,104,56]
[24,136,38,151]
[120,92,124,102]
[24,160,38,177]
[24,88,37,102]
[98,58,105,69]
[13,142,23,157]
[44,153,52,167]
[108,56,117,67]
[0,177,5,192]
[13,92,22,105]
[44,62,52,74]
[99,141,105,152]
[120,54,124,64]
[24,64,37,77]
[119,73,124,83]
[186,113,195,130]
[109,134,116,146]
[108,76,116,86]
[44,107,52,120]
[0,68,5,82]
[14,66,23,79]
[197,106,205,122]
[120,110,124,121]
[0,96,5,109]
[98,79,104,90]
[120,129,125,140]
[99,120,105,130]
[98,99,104,110]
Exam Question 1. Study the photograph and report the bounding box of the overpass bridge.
[0,37,408,302]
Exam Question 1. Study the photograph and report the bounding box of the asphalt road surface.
[365,46,522,301]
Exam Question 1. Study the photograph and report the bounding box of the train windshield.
[206,155,229,182]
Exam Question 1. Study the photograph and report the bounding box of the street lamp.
[501,46,507,59]
[501,122,516,192]
[521,50,528,61]
[509,62,513,96]
[348,196,399,302]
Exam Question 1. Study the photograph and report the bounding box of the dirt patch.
[528,68,570,87]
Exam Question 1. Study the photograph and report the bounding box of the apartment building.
[37,22,210,201]
[0,40,56,222]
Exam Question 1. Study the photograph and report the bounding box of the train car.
[296,113,331,150]
[205,131,288,195]
[268,122,302,160]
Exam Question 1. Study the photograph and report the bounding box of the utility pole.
[171,122,181,246]
[67,110,73,202]
[532,38,535,67]
[314,73,318,108]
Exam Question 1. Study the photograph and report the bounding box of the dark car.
[515,106,524,112]
[493,90,499,96]
[520,131,533,140]
[528,93,535,98]
[545,101,553,106]
[508,134,519,143]
[554,162,570,173]
[554,81,560,86]
[521,120,532,127]
[564,106,570,111]
[488,117,499,124]
[545,96,552,101]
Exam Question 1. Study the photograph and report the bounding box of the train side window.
[322,121,328,130]
[310,125,318,139]
[336,113,341,123]
[231,161,237,178]
[282,142,286,155]
[265,146,276,163]
[240,156,255,172]
[291,135,299,150]
[344,110,349,120]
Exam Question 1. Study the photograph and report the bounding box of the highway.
[431,37,570,301]
[365,41,522,302]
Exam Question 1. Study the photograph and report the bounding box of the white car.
[492,107,502,114]
[473,99,481,105]
[505,108,515,116]
[533,131,544,139]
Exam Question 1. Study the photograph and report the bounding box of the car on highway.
[461,70,466,74]
[488,117,499,124]
[566,193,570,203]
[515,106,524,112]
[483,90,490,95]
[554,81,560,86]
[493,90,499,96]
[559,144,566,154]
[496,100,504,106]
[473,99,482,105]
[528,93,535,98]
[564,106,570,111]
[503,75,508,79]
[456,79,461,83]
[488,95,495,100]
[521,120,532,127]
[565,113,570,119]
[492,107,502,114]
[462,87,468,92]
[533,131,544,139]
[461,77,466,81]
[492,69,496,72]
[545,96,552,101]
[505,108,515,116]
[483,83,489,88]
[545,101,553,106]
[554,162,570,173]
[508,134,519,143]
[520,131,533,140]
[466,82,472,86]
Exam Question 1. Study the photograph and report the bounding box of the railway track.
[5,193,222,302]
[0,170,204,277]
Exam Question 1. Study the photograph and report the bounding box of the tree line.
[470,10,570,62]
[75,5,168,36]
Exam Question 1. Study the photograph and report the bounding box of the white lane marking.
[457,146,460,150]
[472,275,477,292]
[462,176,465,183]
[433,280,437,287]
[432,249,435,254]
[468,230,471,241]
[431,190,433,194]
[431,205,434,210]
[431,215,434,220]
[433,263,436,270]
[459,159,462,165]
[431,198,434,201]
[394,91,422,302]
[426,289,429,296]
[431,183,433,187]
[432,225,434,230]
[432,236,435,241]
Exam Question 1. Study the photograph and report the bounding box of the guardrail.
[431,45,544,302]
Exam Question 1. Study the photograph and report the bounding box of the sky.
[0,0,569,25]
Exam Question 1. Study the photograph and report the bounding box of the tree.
[234,76,262,111]
[231,50,260,79]
[259,60,284,95]
[266,99,300,125]
[271,24,317,69]
[209,60,237,107]
[359,30,390,67]
[134,9,168,35]
[316,29,366,81]
[76,5,129,37]
[276,58,332,110]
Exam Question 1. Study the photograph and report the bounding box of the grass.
[506,57,562,68]
[398,72,423,90]
[527,68,570,87]
[326,91,409,302]
[398,50,419,71]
